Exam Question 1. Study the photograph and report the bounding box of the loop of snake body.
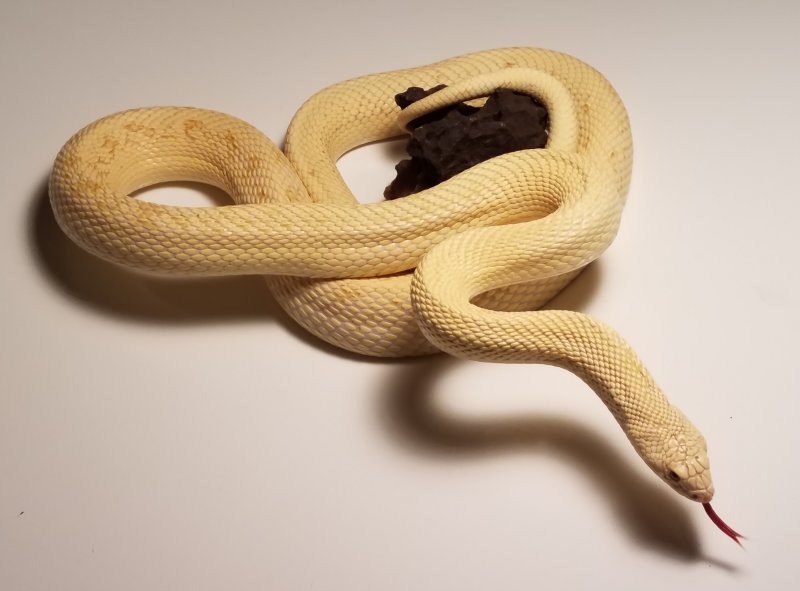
[49,47,740,542]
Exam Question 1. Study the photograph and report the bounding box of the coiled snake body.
[49,48,740,541]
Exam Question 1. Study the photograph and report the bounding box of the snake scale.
[48,47,740,542]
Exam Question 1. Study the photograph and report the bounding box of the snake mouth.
[686,486,713,503]
[703,503,745,546]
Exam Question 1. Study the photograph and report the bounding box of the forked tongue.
[703,503,745,546]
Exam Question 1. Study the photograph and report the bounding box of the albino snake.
[48,47,741,543]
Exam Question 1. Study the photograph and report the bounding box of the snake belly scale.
[50,48,731,522]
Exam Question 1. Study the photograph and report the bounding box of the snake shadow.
[27,176,362,358]
[378,356,737,570]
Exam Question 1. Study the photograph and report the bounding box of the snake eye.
[667,470,680,482]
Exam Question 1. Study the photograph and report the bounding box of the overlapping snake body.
[49,48,718,507]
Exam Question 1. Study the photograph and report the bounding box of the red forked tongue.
[703,503,745,546]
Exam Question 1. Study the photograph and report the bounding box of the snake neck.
[411,243,713,501]
[534,311,685,455]
[411,281,689,469]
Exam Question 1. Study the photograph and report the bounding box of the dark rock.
[383,157,439,198]
[385,86,549,199]
[394,85,447,110]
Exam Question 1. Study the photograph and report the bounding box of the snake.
[48,47,741,543]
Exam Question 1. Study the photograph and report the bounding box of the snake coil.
[49,48,741,542]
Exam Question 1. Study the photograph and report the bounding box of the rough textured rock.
[385,86,549,199]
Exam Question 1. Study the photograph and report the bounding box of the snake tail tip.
[703,502,745,546]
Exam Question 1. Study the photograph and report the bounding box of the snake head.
[652,411,743,545]
[660,420,714,503]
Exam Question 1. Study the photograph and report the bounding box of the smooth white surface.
[2,1,799,589]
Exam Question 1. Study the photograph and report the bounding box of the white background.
[2,1,799,589]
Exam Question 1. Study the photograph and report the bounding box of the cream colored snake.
[48,47,740,543]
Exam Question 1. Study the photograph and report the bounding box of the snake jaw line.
[703,503,745,546]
